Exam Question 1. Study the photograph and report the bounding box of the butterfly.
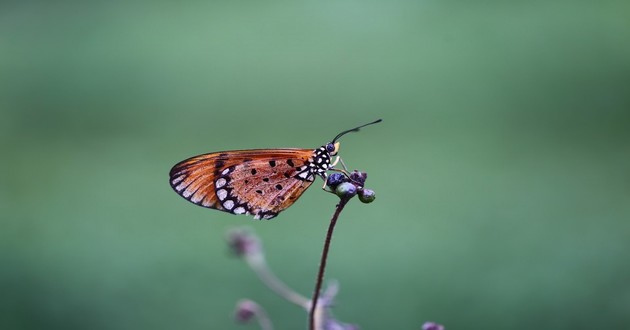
[169,119,381,220]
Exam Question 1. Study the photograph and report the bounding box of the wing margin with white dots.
[169,148,315,219]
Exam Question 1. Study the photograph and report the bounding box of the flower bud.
[358,188,375,203]
[226,228,261,257]
[326,173,347,188]
[234,299,258,323]
[327,320,360,330]
[335,182,357,198]
[349,170,367,185]
[422,322,445,330]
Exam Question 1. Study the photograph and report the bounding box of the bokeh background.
[2,0,629,329]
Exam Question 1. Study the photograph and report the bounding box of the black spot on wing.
[213,156,232,175]
[214,159,225,174]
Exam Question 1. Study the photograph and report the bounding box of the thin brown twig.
[245,253,310,308]
[309,197,350,330]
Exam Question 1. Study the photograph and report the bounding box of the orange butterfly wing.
[169,149,316,219]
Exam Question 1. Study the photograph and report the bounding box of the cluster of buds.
[224,169,444,330]
[326,170,375,203]
[226,228,358,330]
[226,228,444,330]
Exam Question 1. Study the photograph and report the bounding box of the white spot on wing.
[223,200,234,210]
[298,171,309,179]
[222,168,231,175]
[215,178,226,188]
[234,207,246,214]
[175,182,188,192]
[217,189,227,200]
[191,193,203,203]
[171,176,184,185]
[182,189,193,198]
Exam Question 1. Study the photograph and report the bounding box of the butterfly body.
[169,146,334,220]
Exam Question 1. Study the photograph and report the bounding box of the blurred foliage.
[1,0,629,329]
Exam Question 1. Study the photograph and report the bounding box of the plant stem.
[309,197,350,330]
[255,305,274,330]
[246,253,310,308]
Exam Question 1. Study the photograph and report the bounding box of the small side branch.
[246,253,310,308]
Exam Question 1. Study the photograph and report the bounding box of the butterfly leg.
[328,156,352,178]
[337,156,350,172]
[321,157,360,194]
[330,156,339,167]
[328,157,365,186]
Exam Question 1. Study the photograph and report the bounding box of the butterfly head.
[325,142,340,156]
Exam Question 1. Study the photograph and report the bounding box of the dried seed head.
[422,322,445,330]
[234,299,258,323]
[226,228,261,257]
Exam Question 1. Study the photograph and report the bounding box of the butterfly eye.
[326,143,335,152]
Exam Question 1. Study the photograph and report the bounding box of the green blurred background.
[1,0,629,329]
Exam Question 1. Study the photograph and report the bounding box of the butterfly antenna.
[331,119,382,143]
